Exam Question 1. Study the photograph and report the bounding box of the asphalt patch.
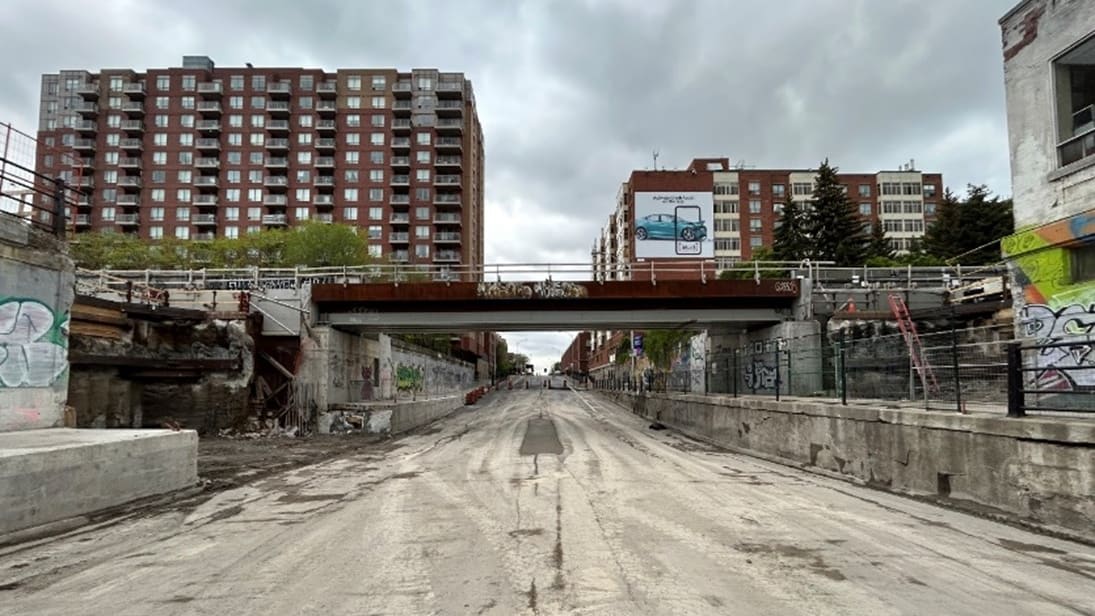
[519,418,563,456]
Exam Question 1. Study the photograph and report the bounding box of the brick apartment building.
[559,331,590,377]
[585,156,944,372]
[34,56,484,271]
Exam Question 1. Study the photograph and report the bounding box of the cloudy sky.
[0,0,1018,369]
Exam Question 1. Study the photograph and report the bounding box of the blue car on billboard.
[634,213,708,242]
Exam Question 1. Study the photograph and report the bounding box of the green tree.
[283,222,371,267]
[614,337,632,365]
[642,329,695,370]
[772,192,810,261]
[718,247,785,280]
[70,232,151,269]
[922,185,1013,265]
[865,218,893,261]
[808,159,868,266]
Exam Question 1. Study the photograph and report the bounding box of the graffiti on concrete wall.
[395,363,424,392]
[477,279,588,299]
[743,361,778,391]
[1019,303,1095,390]
[0,298,68,388]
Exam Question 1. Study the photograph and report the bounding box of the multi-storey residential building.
[592,157,943,278]
[999,1,1095,339]
[34,56,484,271]
[559,332,590,377]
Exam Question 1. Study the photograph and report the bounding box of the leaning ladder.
[888,294,940,396]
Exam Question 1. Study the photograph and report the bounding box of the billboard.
[633,192,714,259]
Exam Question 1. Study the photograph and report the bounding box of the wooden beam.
[260,351,295,380]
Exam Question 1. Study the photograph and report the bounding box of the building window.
[416,132,431,145]
[416,169,430,182]
[368,207,382,220]
[714,183,738,195]
[368,245,382,258]
[750,237,763,248]
[749,218,762,231]
[181,96,195,109]
[226,207,239,221]
[150,171,165,184]
[295,207,310,220]
[345,207,359,221]
[226,189,241,202]
[176,207,191,221]
[346,114,361,127]
[225,226,239,239]
[152,152,167,165]
[748,200,761,214]
[179,133,194,147]
[903,201,922,214]
[299,75,314,91]
[714,200,739,214]
[924,202,937,215]
[367,225,382,239]
[177,188,192,202]
[296,188,311,203]
[416,151,431,164]
[344,188,359,202]
[251,114,265,128]
[297,170,312,183]
[371,114,385,127]
[251,75,266,90]
[371,96,386,109]
[153,133,168,146]
[859,203,872,216]
[772,184,785,197]
[347,75,361,91]
[715,238,741,251]
[150,226,163,240]
[248,188,262,202]
[881,182,901,195]
[150,207,165,221]
[372,75,386,90]
[415,187,430,201]
[345,151,360,164]
[155,96,169,110]
[345,169,360,182]
[176,227,190,240]
[415,244,430,258]
[109,77,124,92]
[346,96,361,109]
[370,132,385,146]
[904,219,924,233]
[230,75,244,91]
[248,207,261,220]
[902,182,921,195]
[299,96,313,110]
[747,181,760,196]
[229,96,244,110]
[250,96,265,109]
[248,170,262,183]
[882,200,902,214]
[923,184,937,198]
[368,151,383,165]
[150,189,165,203]
[369,188,383,202]
[884,219,903,232]
[249,152,264,164]
[181,75,196,91]
[1056,35,1095,166]
[345,133,360,146]
[415,206,430,220]
[369,169,384,183]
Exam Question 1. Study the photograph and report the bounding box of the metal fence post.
[838,328,847,406]
[774,347,781,402]
[1007,342,1025,418]
[785,347,793,397]
[951,326,962,413]
[731,352,738,398]
[51,177,67,238]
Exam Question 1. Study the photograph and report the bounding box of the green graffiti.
[0,297,69,388]
[395,363,424,392]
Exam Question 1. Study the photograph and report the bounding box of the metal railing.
[1007,339,1095,416]
[0,121,84,237]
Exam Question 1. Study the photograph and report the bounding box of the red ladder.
[888,294,940,395]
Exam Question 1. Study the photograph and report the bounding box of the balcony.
[117,176,142,188]
[75,214,91,227]
[393,100,412,115]
[391,251,410,263]
[194,232,216,241]
[77,157,94,170]
[314,176,335,188]
[73,139,96,151]
[315,156,335,168]
[315,137,336,151]
[122,101,144,116]
[198,82,223,96]
[264,157,288,168]
[313,194,334,207]
[76,177,94,189]
[76,83,100,99]
[437,119,464,134]
[195,157,219,169]
[317,82,337,97]
[393,81,412,96]
[122,82,146,98]
[391,175,409,186]
[392,118,411,133]
[116,195,139,206]
[193,213,217,226]
[434,194,461,205]
[267,82,292,98]
[268,101,290,116]
[116,213,139,226]
[197,120,221,133]
[389,232,409,243]
[434,251,461,263]
[316,120,336,134]
[316,101,337,116]
[436,156,462,169]
[436,100,464,116]
[196,138,220,152]
[315,213,334,223]
[263,175,289,189]
[390,156,410,169]
[390,194,410,205]
[434,213,461,224]
[120,120,143,135]
[263,214,288,225]
[265,138,289,151]
[120,138,142,152]
[390,213,410,224]
[266,119,290,133]
[434,175,461,188]
[197,101,222,115]
[75,120,97,135]
[119,157,141,169]
[193,195,218,206]
[435,232,461,243]
[75,102,98,117]
[436,137,462,152]
[194,176,218,190]
[391,137,410,151]
[263,195,288,206]
[436,81,464,97]
[76,195,91,207]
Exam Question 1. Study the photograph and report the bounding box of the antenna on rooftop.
[652,150,660,171]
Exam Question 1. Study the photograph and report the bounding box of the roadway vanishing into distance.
[0,385,1092,615]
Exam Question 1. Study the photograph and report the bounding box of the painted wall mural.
[1003,210,1095,391]
[0,298,68,388]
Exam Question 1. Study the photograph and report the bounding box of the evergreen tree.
[807,159,868,266]
[922,185,1013,264]
[772,191,810,261]
[922,188,961,260]
[865,218,893,261]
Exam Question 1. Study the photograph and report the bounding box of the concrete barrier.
[601,391,1095,542]
[0,428,198,537]
[325,394,467,435]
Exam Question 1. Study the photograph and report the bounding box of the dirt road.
[1,388,1092,615]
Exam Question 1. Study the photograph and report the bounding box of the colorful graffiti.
[1019,303,1095,390]
[395,363,424,392]
[0,298,68,388]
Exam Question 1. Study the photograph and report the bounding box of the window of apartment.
[903,201,922,214]
[715,238,741,252]
[884,219,903,232]
[346,114,361,127]
[227,152,242,165]
[415,188,430,201]
[107,76,123,92]
[713,183,738,195]
[371,96,386,109]
[367,225,382,239]
[368,207,382,220]
[297,169,311,183]
[713,219,738,233]
[150,170,166,184]
[366,188,382,202]
[247,188,262,202]
[344,207,358,221]
[923,184,937,198]
[298,115,313,128]
[904,219,924,233]
[176,206,191,221]
[250,114,265,128]
[155,75,170,91]
[150,189,165,203]
[225,226,239,239]
[371,75,386,90]
[714,200,738,214]
[345,169,360,182]
[370,151,384,165]
[247,207,262,220]
[249,152,263,164]
[416,150,431,164]
[881,182,901,195]
[415,225,430,239]
[248,170,262,183]
[747,181,761,196]
[750,237,763,248]
[297,151,312,165]
[228,134,243,147]
[296,188,311,202]
[345,75,361,91]
[153,133,168,146]
[250,133,265,146]
[181,96,195,110]
[153,114,168,128]
[176,227,190,240]
[346,96,361,109]
[223,169,239,184]
[149,226,163,239]
[369,244,382,259]
[771,184,785,198]
[415,245,430,259]
[1069,242,1095,282]
[104,152,119,165]
[152,152,167,165]
[230,75,244,91]
[225,207,239,221]
[229,96,243,110]
[415,206,430,220]
[369,169,384,182]
[416,132,431,145]
[154,96,169,110]
[792,182,812,195]
[99,188,115,203]
[344,188,359,202]
[749,218,762,232]
[370,114,385,128]
[299,96,313,110]
[179,169,195,184]
[748,199,761,214]
[416,77,433,91]
[858,184,871,197]
[902,182,921,195]
[181,75,196,91]
[251,75,266,90]
[882,200,902,214]
[226,189,241,202]
[295,207,310,220]
[859,203,872,216]
[344,132,361,146]
[179,151,193,165]
[250,96,265,109]
[100,207,116,222]
[226,114,243,128]
[924,202,937,215]
[179,133,194,147]
[149,207,165,221]
[370,132,385,146]
[177,188,192,202]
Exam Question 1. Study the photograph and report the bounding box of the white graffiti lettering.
[743,361,778,391]
[1019,303,1095,389]
[0,299,67,388]
[477,279,587,300]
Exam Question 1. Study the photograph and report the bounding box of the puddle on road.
[519,418,563,456]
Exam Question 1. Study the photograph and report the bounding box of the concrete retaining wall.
[0,217,75,431]
[324,394,465,435]
[0,428,198,536]
[603,391,1095,540]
